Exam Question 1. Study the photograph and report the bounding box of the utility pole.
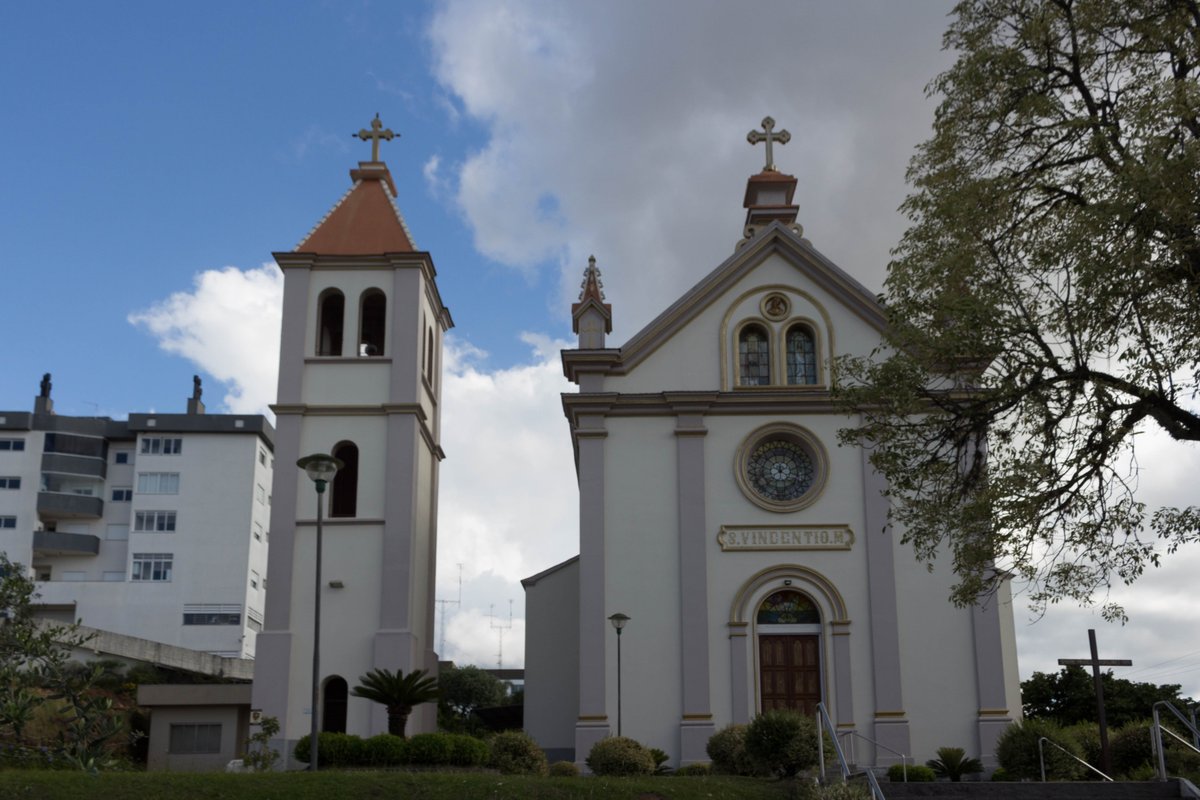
[489,599,513,669]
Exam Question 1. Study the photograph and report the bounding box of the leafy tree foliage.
[837,0,1200,618]
[1022,665,1194,726]
[437,664,506,720]
[351,667,438,738]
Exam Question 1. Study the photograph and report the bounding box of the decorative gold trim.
[681,714,713,721]
[978,708,1012,716]
[874,710,906,718]
[729,564,849,623]
[717,524,853,552]
[733,423,829,513]
[577,715,608,722]
[836,723,856,729]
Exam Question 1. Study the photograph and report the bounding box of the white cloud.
[127,265,284,415]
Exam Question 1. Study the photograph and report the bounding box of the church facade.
[251,120,451,761]
[524,121,1022,768]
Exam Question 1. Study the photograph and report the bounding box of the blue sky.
[3,1,1198,695]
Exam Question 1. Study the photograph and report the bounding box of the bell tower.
[252,116,452,760]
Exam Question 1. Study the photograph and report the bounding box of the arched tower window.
[359,289,386,357]
[317,290,345,357]
[785,324,818,385]
[322,676,348,733]
[330,441,358,518]
[738,324,771,386]
[426,328,434,379]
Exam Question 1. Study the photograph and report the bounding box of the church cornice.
[560,388,845,433]
[270,402,445,461]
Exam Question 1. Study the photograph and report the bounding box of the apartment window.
[114,451,130,464]
[0,516,15,529]
[62,571,86,582]
[255,484,265,504]
[134,511,176,532]
[253,522,263,542]
[34,566,50,581]
[0,439,26,451]
[168,723,221,754]
[250,571,260,590]
[106,524,129,541]
[137,472,179,494]
[111,487,132,502]
[102,571,125,582]
[44,432,106,459]
[0,477,20,489]
[131,553,173,582]
[258,449,267,466]
[141,437,182,455]
[182,603,241,625]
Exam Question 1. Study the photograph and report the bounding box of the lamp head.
[297,453,343,492]
[608,612,630,633]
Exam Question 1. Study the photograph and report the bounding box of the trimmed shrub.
[361,733,407,767]
[489,730,548,775]
[706,723,754,776]
[1066,723,1102,769]
[586,736,655,776]
[674,762,711,776]
[292,732,363,766]
[995,719,1082,781]
[448,733,490,767]
[887,763,935,782]
[991,767,1013,781]
[926,746,983,781]
[649,747,670,774]
[744,709,820,778]
[406,732,455,766]
[548,759,580,777]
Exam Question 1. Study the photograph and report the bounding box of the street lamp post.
[297,453,342,771]
[608,613,630,737]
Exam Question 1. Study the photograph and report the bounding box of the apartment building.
[0,376,273,658]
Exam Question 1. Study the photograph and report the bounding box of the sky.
[2,1,1198,699]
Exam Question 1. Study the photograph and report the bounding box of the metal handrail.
[818,703,885,800]
[837,730,910,780]
[1153,701,1200,781]
[1037,736,1112,782]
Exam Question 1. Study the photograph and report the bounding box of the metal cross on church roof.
[747,116,791,172]
[355,113,397,162]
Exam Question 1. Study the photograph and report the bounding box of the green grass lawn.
[0,770,803,800]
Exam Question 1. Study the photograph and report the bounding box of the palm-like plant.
[351,668,439,738]
[926,746,983,782]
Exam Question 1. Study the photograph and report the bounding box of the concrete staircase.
[882,780,1192,800]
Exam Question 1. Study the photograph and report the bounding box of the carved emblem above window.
[761,293,790,321]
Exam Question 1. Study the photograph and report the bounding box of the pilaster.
[574,414,610,766]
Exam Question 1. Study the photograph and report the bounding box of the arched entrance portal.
[322,676,348,733]
[756,589,822,715]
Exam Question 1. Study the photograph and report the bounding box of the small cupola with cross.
[741,116,802,241]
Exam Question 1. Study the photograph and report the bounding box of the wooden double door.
[759,634,821,715]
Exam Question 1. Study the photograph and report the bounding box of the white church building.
[523,119,1022,768]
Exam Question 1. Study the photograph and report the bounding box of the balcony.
[37,492,104,520]
[32,530,101,556]
[41,452,107,480]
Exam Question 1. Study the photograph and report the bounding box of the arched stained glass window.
[786,325,818,385]
[317,289,345,357]
[738,325,771,386]
[756,590,820,625]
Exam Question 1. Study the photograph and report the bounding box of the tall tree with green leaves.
[1022,665,1194,726]
[837,0,1200,619]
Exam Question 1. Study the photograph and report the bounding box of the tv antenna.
[489,599,513,669]
[435,563,462,656]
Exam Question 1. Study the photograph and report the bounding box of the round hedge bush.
[995,719,1082,781]
[490,730,548,775]
[887,763,935,782]
[549,759,580,777]
[362,733,408,766]
[448,733,490,767]
[706,723,754,775]
[586,736,655,776]
[406,732,455,766]
[744,710,820,778]
[292,732,363,766]
[674,762,712,776]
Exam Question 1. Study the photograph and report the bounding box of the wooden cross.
[1058,629,1132,776]
[747,116,791,172]
[355,113,396,162]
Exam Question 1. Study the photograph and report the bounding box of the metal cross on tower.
[355,113,397,162]
[747,116,791,172]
